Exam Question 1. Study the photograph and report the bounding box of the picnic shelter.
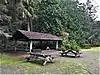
[12,30,62,52]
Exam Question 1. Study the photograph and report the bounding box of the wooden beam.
[56,41,58,49]
[30,40,33,52]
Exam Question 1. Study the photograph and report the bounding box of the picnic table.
[25,52,54,66]
[60,49,82,57]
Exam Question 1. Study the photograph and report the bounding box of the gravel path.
[0,66,25,74]
[56,51,100,74]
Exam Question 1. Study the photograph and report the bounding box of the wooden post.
[56,41,58,49]
[30,40,33,52]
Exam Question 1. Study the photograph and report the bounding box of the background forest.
[0,0,100,50]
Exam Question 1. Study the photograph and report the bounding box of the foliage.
[86,0,98,21]
[84,0,100,46]
[33,0,63,35]
[58,0,92,49]
[33,0,93,50]
[62,39,80,51]
[0,0,39,33]
[0,0,99,49]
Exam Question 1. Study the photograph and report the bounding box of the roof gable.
[13,30,29,41]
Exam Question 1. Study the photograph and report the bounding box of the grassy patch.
[0,53,89,74]
[82,47,100,55]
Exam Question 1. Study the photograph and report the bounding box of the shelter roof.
[12,30,62,41]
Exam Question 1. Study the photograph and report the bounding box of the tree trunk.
[27,18,30,31]
[27,17,32,31]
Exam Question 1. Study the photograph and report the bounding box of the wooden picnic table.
[25,52,54,66]
[60,49,82,57]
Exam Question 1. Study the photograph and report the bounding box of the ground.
[0,47,100,74]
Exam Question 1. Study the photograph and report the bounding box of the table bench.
[60,50,82,58]
[25,52,54,66]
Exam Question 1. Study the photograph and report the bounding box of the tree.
[58,0,92,47]
[0,0,98,49]
[33,0,64,35]
[0,0,39,33]
[33,0,93,49]
[17,0,39,31]
[86,0,98,21]
[84,0,100,46]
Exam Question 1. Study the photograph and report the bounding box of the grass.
[0,53,89,74]
[81,47,100,55]
[1,47,99,74]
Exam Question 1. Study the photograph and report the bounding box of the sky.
[79,0,100,21]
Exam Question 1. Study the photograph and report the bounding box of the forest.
[0,0,100,50]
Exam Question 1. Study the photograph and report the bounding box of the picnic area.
[0,0,100,74]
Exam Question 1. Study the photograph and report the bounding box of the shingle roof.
[13,30,62,41]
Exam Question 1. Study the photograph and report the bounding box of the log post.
[30,40,33,52]
[56,41,58,49]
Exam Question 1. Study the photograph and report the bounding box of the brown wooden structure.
[60,50,83,58]
[12,30,62,52]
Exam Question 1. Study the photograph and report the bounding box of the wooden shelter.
[12,30,62,52]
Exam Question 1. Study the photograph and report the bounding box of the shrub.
[62,39,81,51]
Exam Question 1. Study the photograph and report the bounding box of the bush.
[62,39,81,51]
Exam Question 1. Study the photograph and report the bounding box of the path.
[56,51,100,74]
